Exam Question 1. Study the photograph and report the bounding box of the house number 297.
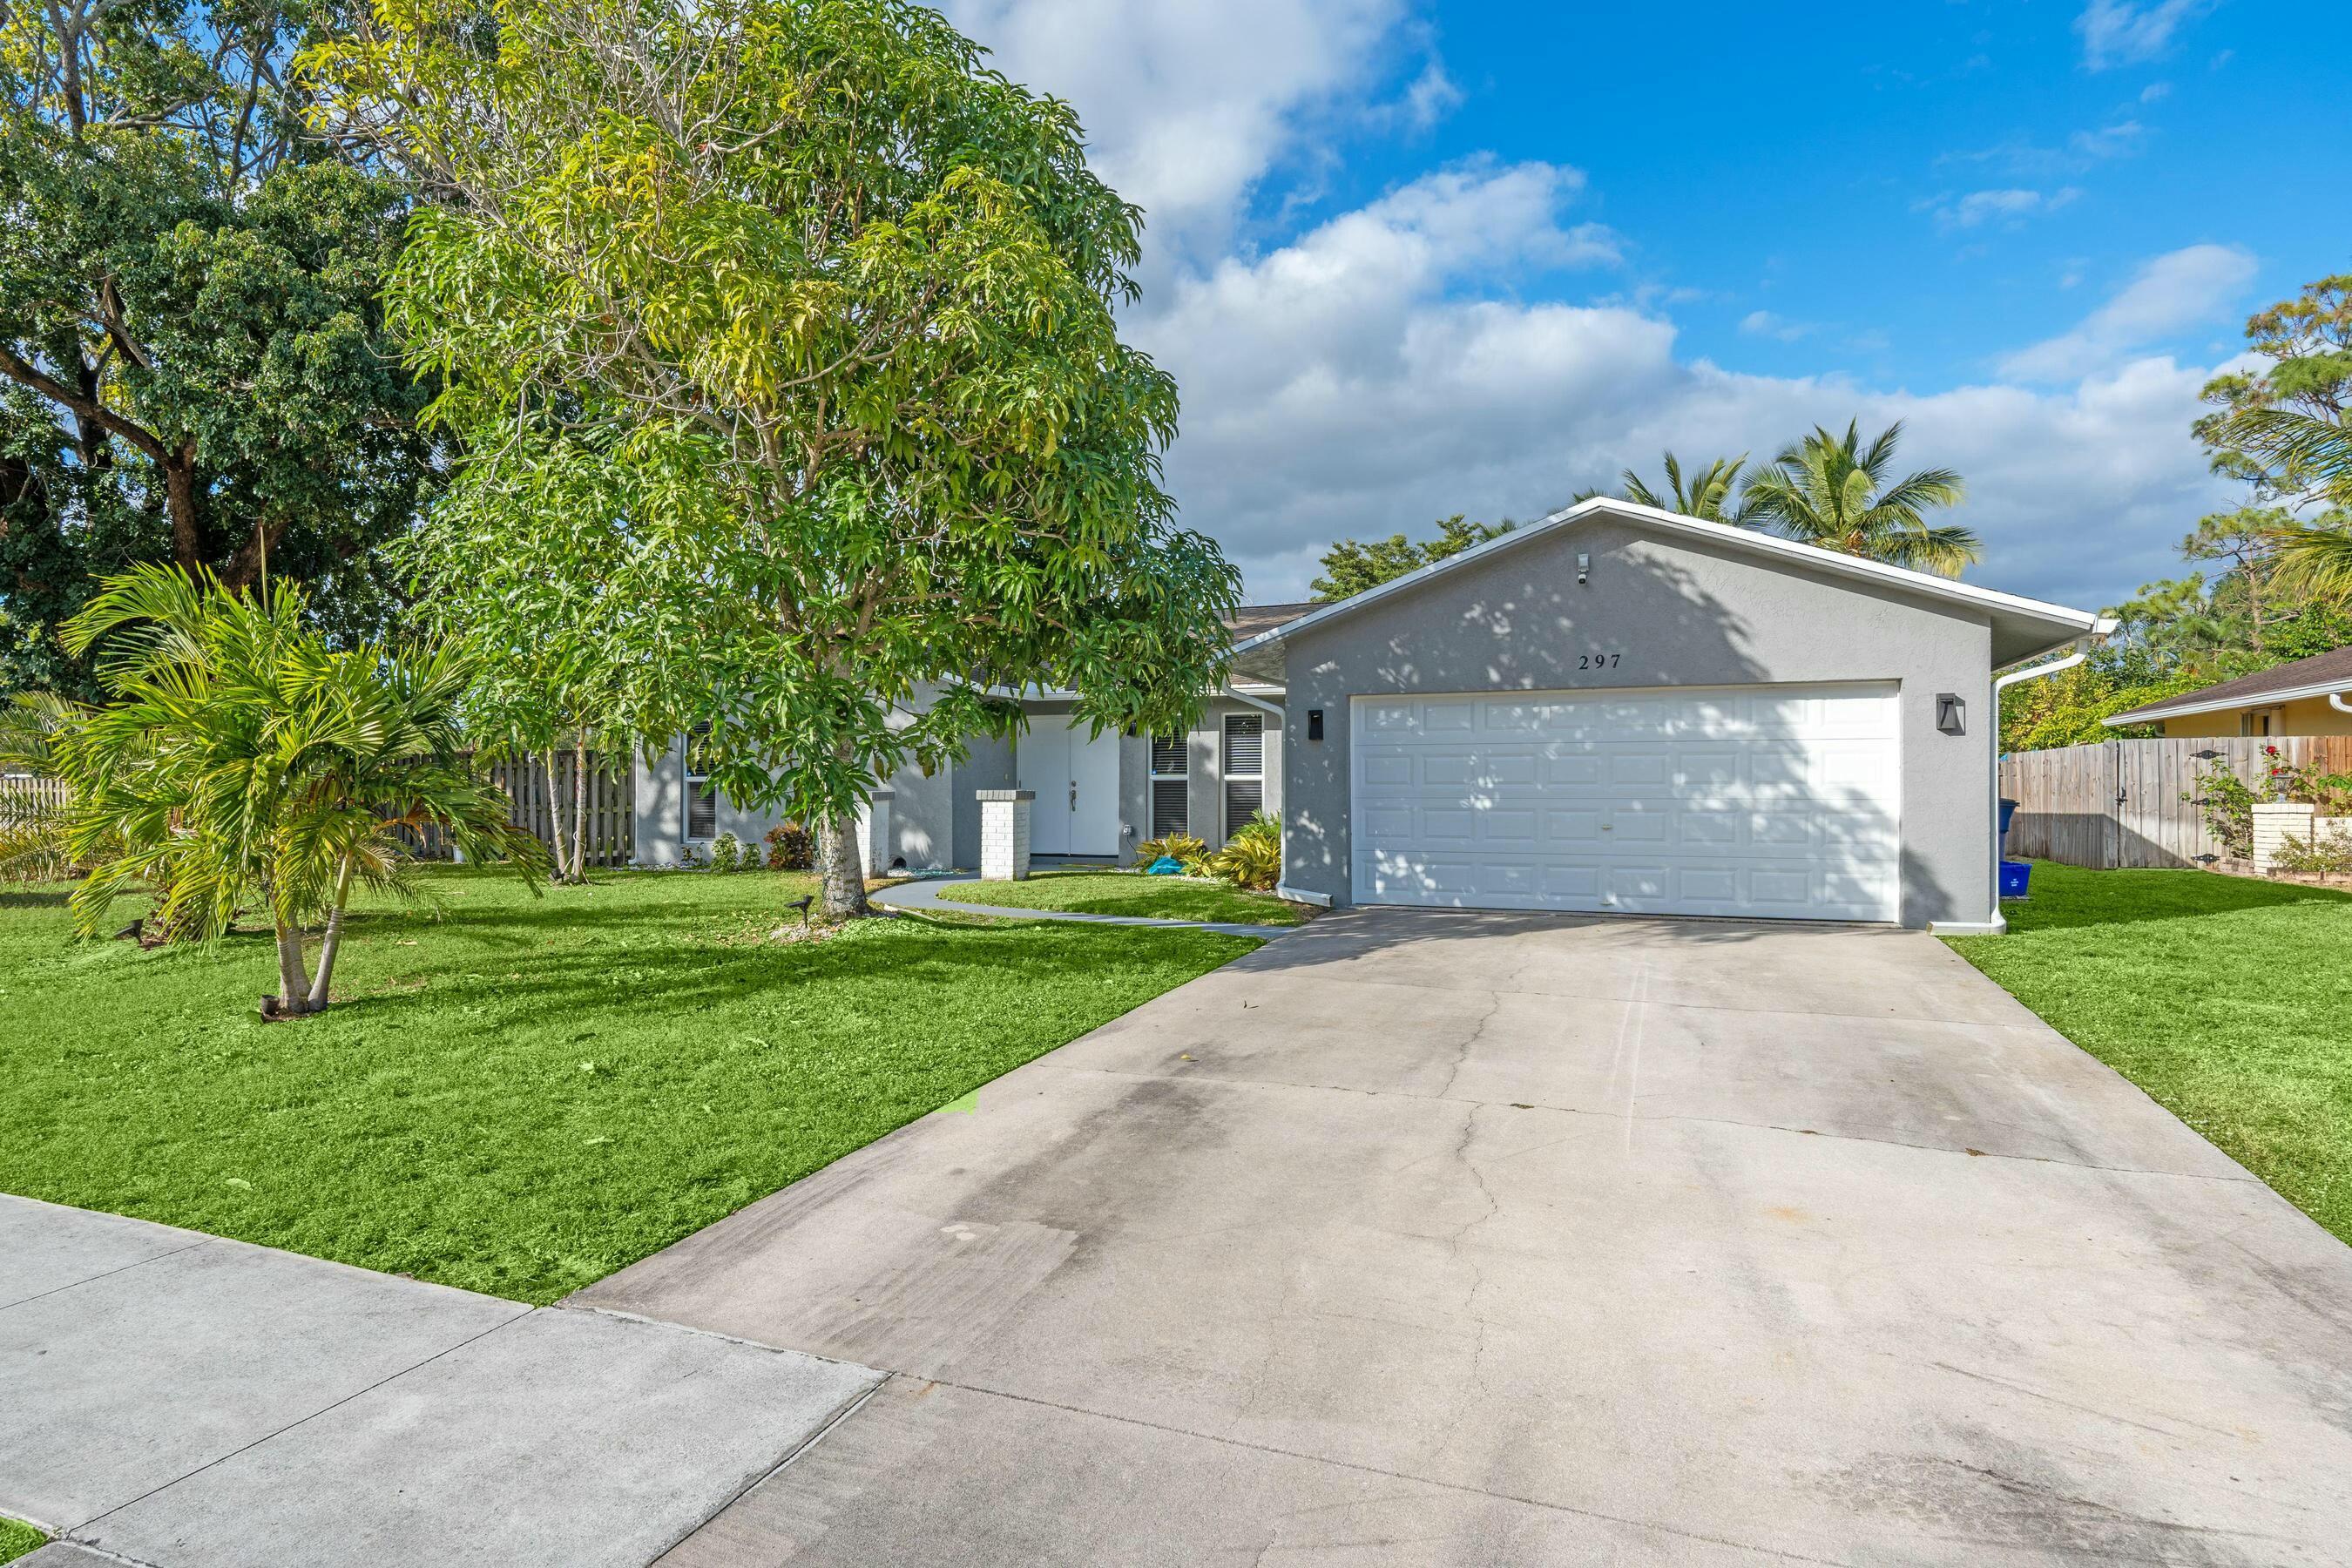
[1578,652,1621,671]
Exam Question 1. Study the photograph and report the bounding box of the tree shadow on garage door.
[1281,544,1957,927]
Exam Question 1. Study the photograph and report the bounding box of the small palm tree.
[1740,419,1979,576]
[54,565,546,1016]
[1621,452,1754,524]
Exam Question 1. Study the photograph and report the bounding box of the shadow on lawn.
[2002,864,2352,935]
[336,913,1242,1031]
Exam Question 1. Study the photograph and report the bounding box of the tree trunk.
[816,809,870,920]
[306,853,357,1012]
[164,444,203,576]
[273,922,311,1017]
[542,750,571,883]
[571,728,589,882]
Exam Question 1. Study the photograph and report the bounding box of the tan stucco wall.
[2159,697,2352,738]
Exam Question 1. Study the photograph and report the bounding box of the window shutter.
[1221,714,1262,777]
[1152,780,1188,840]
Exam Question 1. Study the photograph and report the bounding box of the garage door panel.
[1351,684,1900,923]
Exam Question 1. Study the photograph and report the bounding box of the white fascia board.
[1227,497,2106,660]
[2103,678,2352,727]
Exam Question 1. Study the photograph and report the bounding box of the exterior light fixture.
[1576,552,1591,585]
[1308,708,1324,740]
[1936,693,1965,735]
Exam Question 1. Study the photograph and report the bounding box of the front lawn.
[936,868,1308,926]
[0,1517,44,1565]
[1946,862,2352,1244]
[0,868,1255,1303]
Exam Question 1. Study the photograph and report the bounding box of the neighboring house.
[1227,497,2104,933]
[2102,645,2352,739]
[631,607,1315,870]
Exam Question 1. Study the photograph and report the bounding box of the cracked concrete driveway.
[578,908,2352,1566]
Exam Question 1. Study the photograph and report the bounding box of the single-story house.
[631,604,1315,872]
[1227,498,2105,934]
[638,497,2105,932]
[2102,644,2352,738]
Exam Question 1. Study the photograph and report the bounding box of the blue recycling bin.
[1999,859,2032,900]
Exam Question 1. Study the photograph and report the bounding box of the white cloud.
[1943,119,2146,177]
[2000,243,2255,381]
[2139,80,2173,103]
[1924,186,2084,232]
[2076,1,2214,71]
[1400,57,1462,131]
[1740,311,1815,342]
[938,0,1403,265]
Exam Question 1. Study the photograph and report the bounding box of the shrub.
[2185,759,2256,859]
[1136,832,1206,867]
[763,821,814,870]
[1205,813,1281,890]
[2274,828,2352,878]
[709,832,743,872]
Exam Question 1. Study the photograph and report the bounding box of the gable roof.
[1224,601,1320,644]
[2104,643,2352,727]
[1228,497,2110,676]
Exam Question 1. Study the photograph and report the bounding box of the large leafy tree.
[308,0,1239,918]
[0,0,432,694]
[1740,420,1977,575]
[1310,514,1515,602]
[51,565,544,1015]
[2200,274,2352,602]
[1619,452,1752,524]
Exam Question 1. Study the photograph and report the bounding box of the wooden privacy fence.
[2,774,71,814]
[2000,735,2352,869]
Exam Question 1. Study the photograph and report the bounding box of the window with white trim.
[684,722,718,841]
[1150,733,1189,840]
[1221,713,1263,841]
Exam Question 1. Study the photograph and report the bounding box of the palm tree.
[53,565,546,1016]
[2229,408,2352,601]
[1621,452,1754,524]
[1740,419,1978,576]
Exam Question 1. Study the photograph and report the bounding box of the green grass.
[0,868,1256,1303]
[936,868,1307,926]
[0,1517,45,1564]
[1946,861,2352,1243]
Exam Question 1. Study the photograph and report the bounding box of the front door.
[1019,716,1122,856]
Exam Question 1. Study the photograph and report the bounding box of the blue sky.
[942,0,2347,611]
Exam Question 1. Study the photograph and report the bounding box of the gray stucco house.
[1228,498,2105,934]
[637,497,2102,933]
[631,605,1310,873]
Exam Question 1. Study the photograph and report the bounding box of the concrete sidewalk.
[0,1195,881,1568]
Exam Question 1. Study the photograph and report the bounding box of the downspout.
[2330,693,2352,716]
[1979,630,2110,933]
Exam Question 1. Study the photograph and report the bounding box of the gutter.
[1951,631,2111,936]
[2332,693,2352,716]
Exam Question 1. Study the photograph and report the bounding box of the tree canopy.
[2200,273,2352,603]
[0,0,434,695]
[308,0,1239,914]
[1619,452,1752,524]
[1310,513,1515,601]
[1740,420,1978,576]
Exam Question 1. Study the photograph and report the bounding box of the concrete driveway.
[580,908,2352,1566]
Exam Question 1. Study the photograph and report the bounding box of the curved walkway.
[873,873,1297,939]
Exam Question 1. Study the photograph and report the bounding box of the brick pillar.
[977,789,1033,881]
[2251,801,2315,873]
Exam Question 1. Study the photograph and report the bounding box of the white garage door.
[1351,684,1902,922]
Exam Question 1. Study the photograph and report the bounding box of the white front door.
[1020,716,1123,856]
[1350,683,1902,922]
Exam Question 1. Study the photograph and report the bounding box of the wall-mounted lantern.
[1307,708,1324,741]
[1576,552,1592,585]
[1936,693,1966,735]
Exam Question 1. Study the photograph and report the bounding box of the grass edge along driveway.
[0,1517,45,1565]
[1945,860,2352,1247]
[0,868,1257,1304]
[936,868,1307,926]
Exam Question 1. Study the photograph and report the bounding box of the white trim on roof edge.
[1229,497,2106,660]
[2102,678,2352,727]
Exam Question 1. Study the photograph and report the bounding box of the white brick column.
[2252,801,2315,873]
[855,788,895,876]
[977,789,1033,881]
